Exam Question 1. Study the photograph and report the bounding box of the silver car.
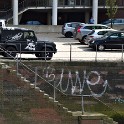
[75,24,111,44]
[62,22,84,38]
[84,29,117,45]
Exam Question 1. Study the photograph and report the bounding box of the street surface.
[0,33,124,62]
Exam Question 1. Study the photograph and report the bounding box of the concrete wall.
[7,25,124,33]
[7,25,62,33]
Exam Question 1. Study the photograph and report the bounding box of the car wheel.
[35,53,40,57]
[65,32,73,38]
[36,48,53,60]
[83,37,88,45]
[80,36,87,44]
[4,47,17,58]
[98,45,105,51]
[78,39,81,43]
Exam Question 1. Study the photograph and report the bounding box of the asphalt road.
[37,33,124,62]
[0,33,124,62]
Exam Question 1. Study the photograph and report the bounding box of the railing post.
[95,44,98,62]
[16,54,19,75]
[45,42,46,62]
[81,94,84,114]
[20,43,21,61]
[122,44,123,62]
[34,67,38,88]
[54,81,56,102]
[70,43,72,62]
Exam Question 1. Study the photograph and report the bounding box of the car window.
[98,31,108,35]
[101,26,109,29]
[102,20,111,24]
[103,31,112,37]
[83,26,91,29]
[29,32,34,37]
[109,33,121,39]
[24,32,31,40]
[91,26,97,29]
[114,19,121,23]
[67,23,72,27]
[32,21,40,25]
[72,23,79,28]
[120,33,124,38]
[26,21,32,25]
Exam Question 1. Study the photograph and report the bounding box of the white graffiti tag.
[25,42,35,51]
[43,67,109,97]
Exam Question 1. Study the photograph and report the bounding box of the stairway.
[0,62,118,124]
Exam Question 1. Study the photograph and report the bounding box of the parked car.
[84,29,117,45]
[62,22,84,38]
[74,24,111,44]
[25,21,43,25]
[0,27,57,60]
[101,18,124,25]
[89,31,124,51]
[73,23,85,39]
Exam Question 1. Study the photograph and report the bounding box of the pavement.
[0,32,124,62]
[36,33,124,62]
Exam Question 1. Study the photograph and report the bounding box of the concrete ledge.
[7,25,124,34]
[7,25,62,33]
[72,112,116,124]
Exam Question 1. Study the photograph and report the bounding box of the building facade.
[0,0,124,25]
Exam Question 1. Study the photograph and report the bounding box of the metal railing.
[0,44,124,123]
[0,43,124,62]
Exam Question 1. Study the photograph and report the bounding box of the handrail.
[0,44,66,95]
[0,43,123,118]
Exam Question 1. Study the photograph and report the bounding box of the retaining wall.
[7,25,124,33]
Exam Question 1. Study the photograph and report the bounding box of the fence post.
[16,54,19,75]
[45,42,46,62]
[54,81,56,102]
[81,94,84,115]
[95,45,98,62]
[70,43,72,62]
[19,43,21,61]
[34,67,38,88]
[121,44,123,62]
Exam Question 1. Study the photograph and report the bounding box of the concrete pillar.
[52,0,58,25]
[13,0,18,25]
[92,0,98,24]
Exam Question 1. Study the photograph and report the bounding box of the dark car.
[26,21,43,25]
[0,27,57,60]
[89,31,124,51]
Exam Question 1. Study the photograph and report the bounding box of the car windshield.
[102,31,114,38]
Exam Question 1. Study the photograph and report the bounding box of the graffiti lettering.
[115,97,124,103]
[42,67,109,97]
